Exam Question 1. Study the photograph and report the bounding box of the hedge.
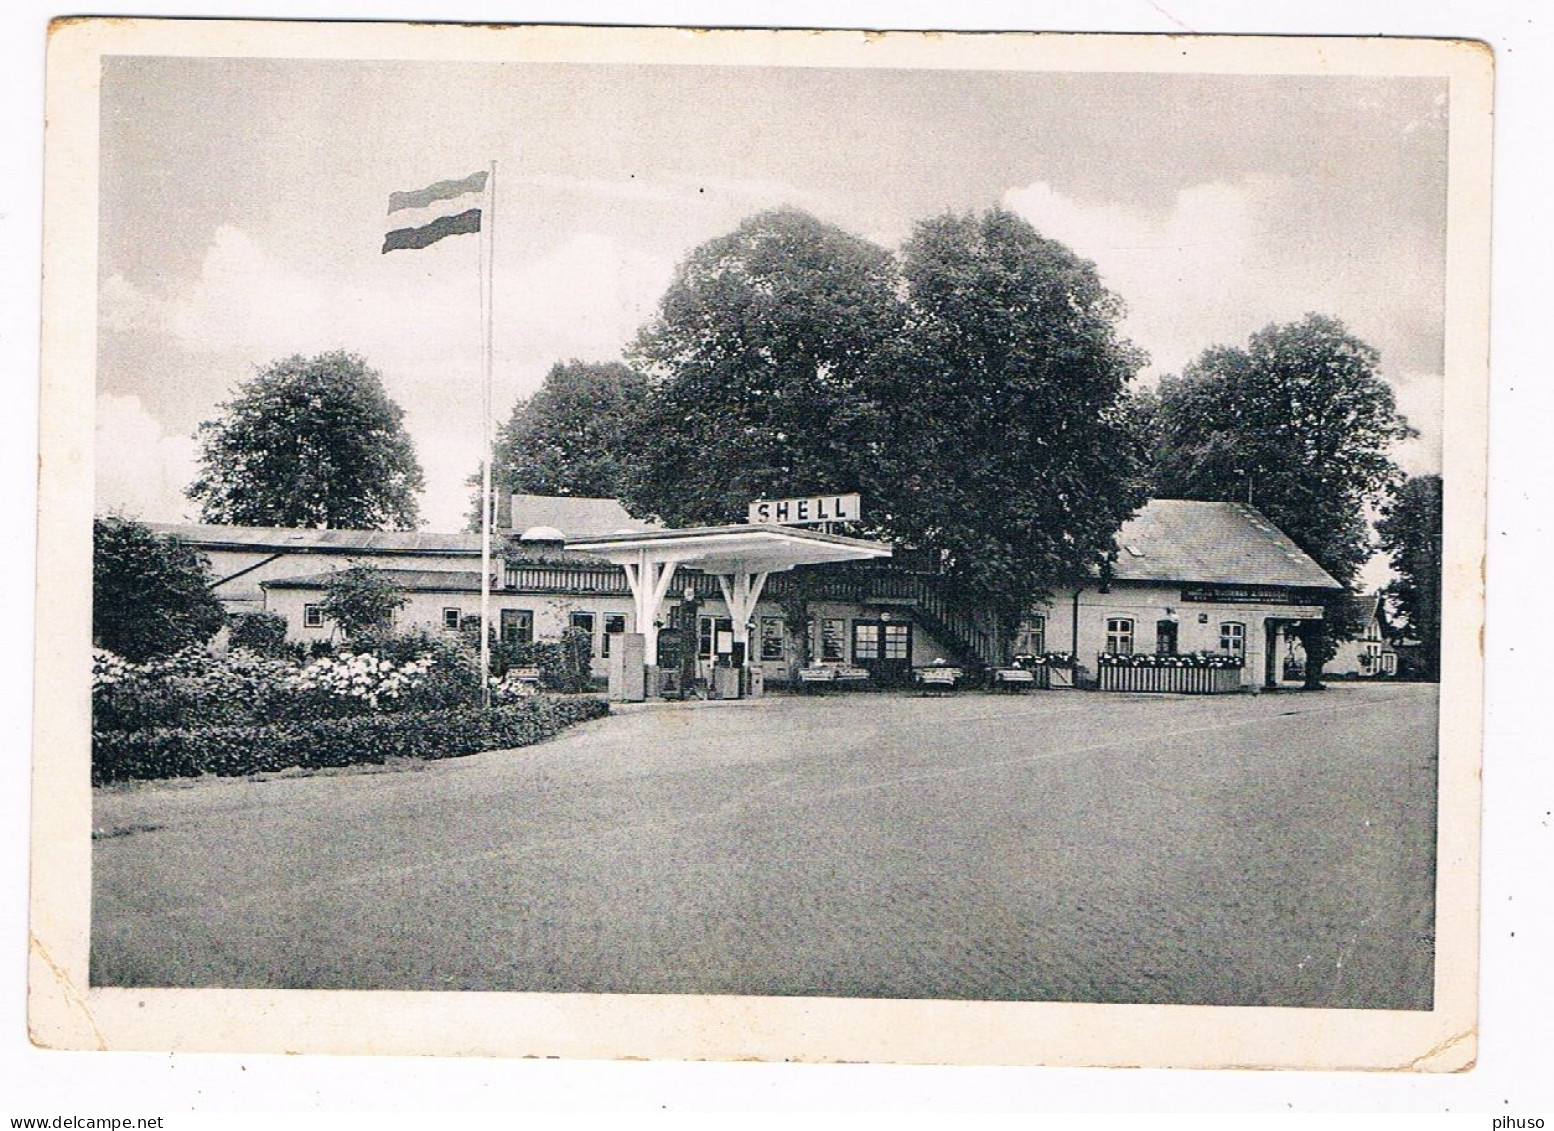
[93,695,609,785]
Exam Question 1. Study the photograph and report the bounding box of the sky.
[96,57,1449,577]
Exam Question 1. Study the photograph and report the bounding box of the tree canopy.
[622,208,903,526]
[94,516,225,662]
[473,360,650,529]
[188,351,424,530]
[1151,314,1414,593]
[879,208,1150,623]
[320,565,408,639]
[1376,473,1442,679]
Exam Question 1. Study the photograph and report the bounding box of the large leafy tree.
[470,360,650,529]
[1376,473,1443,679]
[879,208,1150,627]
[93,516,225,662]
[188,351,424,530]
[1151,315,1414,680]
[623,208,903,526]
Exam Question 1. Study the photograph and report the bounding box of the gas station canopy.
[565,523,893,574]
[566,523,893,669]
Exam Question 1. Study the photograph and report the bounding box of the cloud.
[95,393,199,522]
[1003,177,1444,476]
[104,223,682,531]
[1004,178,1283,376]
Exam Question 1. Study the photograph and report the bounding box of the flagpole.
[479,158,496,709]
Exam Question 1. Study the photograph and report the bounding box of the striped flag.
[382,170,488,253]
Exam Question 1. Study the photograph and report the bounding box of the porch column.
[714,567,771,661]
[621,550,682,665]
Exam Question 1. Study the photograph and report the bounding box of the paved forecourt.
[92,683,1439,1009]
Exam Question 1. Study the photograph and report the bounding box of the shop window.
[820,618,846,662]
[853,622,881,660]
[1219,621,1245,657]
[601,613,627,657]
[443,607,462,631]
[500,608,533,645]
[1105,617,1134,655]
[698,616,733,659]
[760,616,785,661]
[1014,614,1046,656]
[304,603,324,629]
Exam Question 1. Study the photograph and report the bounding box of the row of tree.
[178,205,1440,670]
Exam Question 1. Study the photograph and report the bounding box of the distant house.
[147,495,1342,690]
[1327,592,1399,678]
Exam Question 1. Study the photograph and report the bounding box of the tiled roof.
[1111,500,1341,590]
[510,494,660,539]
[1335,591,1384,633]
[146,522,482,555]
[261,568,488,592]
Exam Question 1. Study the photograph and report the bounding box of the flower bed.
[92,696,610,785]
[1011,652,1075,669]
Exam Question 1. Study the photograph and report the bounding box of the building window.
[304,603,324,629]
[1219,621,1246,657]
[569,611,596,655]
[500,608,533,645]
[882,622,911,659]
[1014,614,1046,657]
[698,615,733,659]
[601,613,627,657]
[820,618,846,662]
[1155,619,1178,655]
[1105,617,1134,655]
[760,616,785,661]
[443,607,462,631]
[853,622,881,661]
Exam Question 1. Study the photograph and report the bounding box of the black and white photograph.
[28,18,1492,1073]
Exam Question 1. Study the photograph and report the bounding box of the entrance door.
[853,619,913,686]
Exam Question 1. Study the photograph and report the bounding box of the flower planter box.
[1096,654,1243,694]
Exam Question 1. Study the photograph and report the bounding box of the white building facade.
[149,494,1342,691]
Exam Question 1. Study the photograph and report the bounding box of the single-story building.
[150,493,1342,692]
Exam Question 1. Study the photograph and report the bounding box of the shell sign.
[747,494,862,526]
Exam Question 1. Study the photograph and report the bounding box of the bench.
[914,666,963,695]
[506,666,542,687]
[798,666,836,692]
[992,667,1036,691]
[798,665,872,691]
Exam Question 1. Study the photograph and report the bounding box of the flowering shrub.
[1097,651,1243,669]
[92,696,610,784]
[287,650,435,710]
[1012,651,1075,669]
[92,645,300,731]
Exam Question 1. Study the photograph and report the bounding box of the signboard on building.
[747,493,862,526]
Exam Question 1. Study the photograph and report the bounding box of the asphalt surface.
[92,683,1439,1008]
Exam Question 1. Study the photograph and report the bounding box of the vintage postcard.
[31,19,1490,1068]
